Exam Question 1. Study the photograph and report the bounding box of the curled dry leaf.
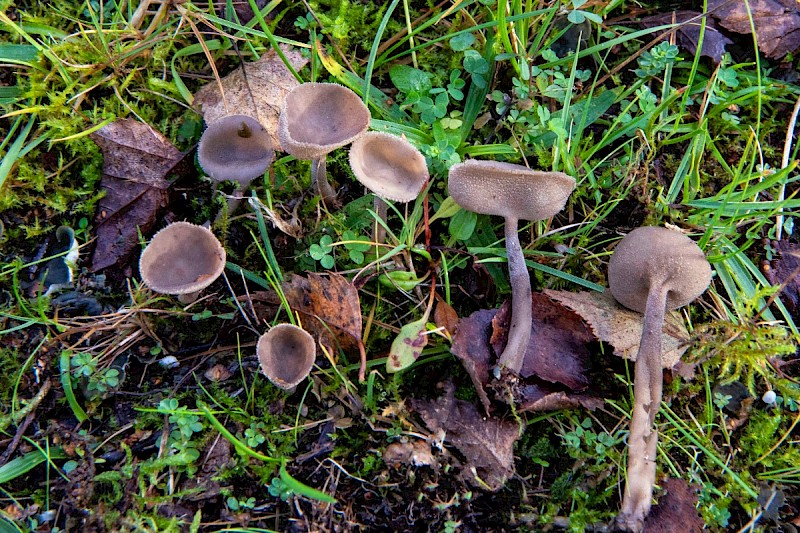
[544,289,691,368]
[639,11,732,63]
[434,295,460,337]
[248,273,365,363]
[411,383,519,491]
[90,119,192,272]
[194,47,309,150]
[450,308,495,413]
[709,0,800,59]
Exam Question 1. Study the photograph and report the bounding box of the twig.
[775,93,800,240]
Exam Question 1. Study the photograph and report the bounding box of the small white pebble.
[158,355,180,369]
[762,390,777,405]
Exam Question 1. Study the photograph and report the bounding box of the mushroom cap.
[278,83,371,160]
[197,114,274,186]
[447,160,576,221]
[139,221,227,296]
[257,323,316,390]
[608,226,712,313]
[348,132,429,202]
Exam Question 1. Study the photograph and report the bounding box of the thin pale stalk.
[617,283,667,532]
[373,196,388,247]
[496,216,532,376]
[311,156,337,206]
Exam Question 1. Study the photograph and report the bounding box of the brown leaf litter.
[89,118,194,272]
[709,0,800,59]
[194,47,309,150]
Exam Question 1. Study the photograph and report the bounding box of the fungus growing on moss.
[607,226,711,532]
[447,160,576,376]
[139,221,226,304]
[278,83,370,206]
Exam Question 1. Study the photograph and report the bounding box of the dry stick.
[0,379,52,467]
[775,93,800,240]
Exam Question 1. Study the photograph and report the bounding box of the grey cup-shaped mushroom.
[257,323,316,391]
[447,160,576,376]
[197,114,274,188]
[608,226,712,532]
[139,221,227,304]
[197,114,275,216]
[349,131,429,244]
[278,82,371,206]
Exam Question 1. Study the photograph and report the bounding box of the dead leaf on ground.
[450,308,495,413]
[765,239,800,322]
[412,383,519,491]
[709,0,800,59]
[90,119,192,272]
[194,47,308,150]
[545,289,690,368]
[451,295,599,414]
[491,294,594,390]
[514,383,604,413]
[434,294,460,337]
[248,272,365,360]
[642,478,704,533]
[639,11,732,62]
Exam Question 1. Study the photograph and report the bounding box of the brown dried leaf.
[194,47,308,150]
[516,383,604,413]
[90,119,190,272]
[450,308,495,413]
[490,294,594,390]
[639,11,732,63]
[643,478,704,533]
[710,0,800,59]
[765,240,800,321]
[545,289,690,368]
[250,273,364,357]
[412,384,519,491]
[434,295,460,337]
[382,440,437,468]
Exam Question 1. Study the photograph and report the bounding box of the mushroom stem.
[617,282,667,532]
[373,196,388,248]
[311,156,337,206]
[495,216,533,376]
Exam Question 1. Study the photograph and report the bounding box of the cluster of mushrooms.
[136,81,712,531]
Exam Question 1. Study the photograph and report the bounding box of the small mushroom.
[139,221,227,304]
[257,323,316,391]
[278,82,371,206]
[197,114,274,214]
[41,226,79,296]
[447,160,576,376]
[607,226,711,532]
[349,131,429,245]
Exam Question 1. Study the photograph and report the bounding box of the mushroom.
[139,221,227,304]
[257,323,316,391]
[278,82,371,206]
[41,225,79,296]
[348,131,429,245]
[447,160,576,376]
[197,114,274,215]
[607,226,711,532]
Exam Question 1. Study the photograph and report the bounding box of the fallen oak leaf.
[89,118,193,273]
[544,289,691,368]
[450,308,495,414]
[642,478,704,533]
